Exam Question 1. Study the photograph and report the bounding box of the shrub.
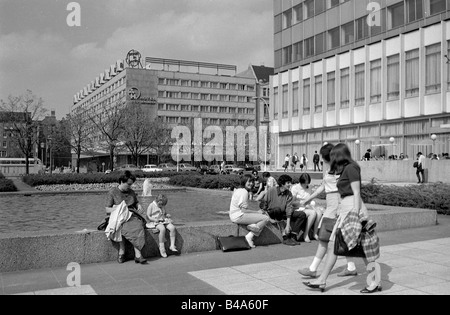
[0,179,17,192]
[168,174,242,190]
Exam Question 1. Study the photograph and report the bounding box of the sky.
[0,0,274,119]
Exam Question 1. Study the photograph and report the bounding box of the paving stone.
[417,282,450,295]
[34,285,97,295]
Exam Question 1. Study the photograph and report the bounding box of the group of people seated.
[230,170,324,248]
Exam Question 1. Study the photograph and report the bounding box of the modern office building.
[71,53,258,167]
[271,0,450,166]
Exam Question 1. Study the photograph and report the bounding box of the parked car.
[207,165,222,175]
[178,163,197,172]
[142,164,163,172]
[114,164,144,177]
[223,165,245,175]
[244,164,261,172]
[197,164,210,175]
[157,163,178,172]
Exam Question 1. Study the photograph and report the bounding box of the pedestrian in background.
[313,151,321,172]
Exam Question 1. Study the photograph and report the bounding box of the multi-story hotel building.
[71,54,257,166]
[271,0,450,166]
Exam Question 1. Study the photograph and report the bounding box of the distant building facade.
[271,0,450,166]
[71,54,258,167]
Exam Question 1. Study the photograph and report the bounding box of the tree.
[0,90,48,174]
[150,118,174,165]
[88,100,126,171]
[120,104,159,167]
[63,114,93,173]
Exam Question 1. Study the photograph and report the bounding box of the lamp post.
[431,134,437,155]
[355,139,361,161]
[47,136,53,175]
[252,96,270,171]
[389,137,395,157]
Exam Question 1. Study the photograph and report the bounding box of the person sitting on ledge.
[260,175,307,246]
[105,171,147,264]
[229,174,270,248]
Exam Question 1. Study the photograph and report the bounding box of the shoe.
[159,246,168,258]
[298,268,317,278]
[303,281,326,292]
[169,246,178,253]
[117,254,125,264]
[283,238,299,246]
[245,234,256,248]
[360,285,382,294]
[134,256,147,264]
[247,224,261,233]
[337,268,358,277]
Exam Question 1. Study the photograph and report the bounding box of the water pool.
[0,190,257,235]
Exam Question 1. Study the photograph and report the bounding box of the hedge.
[0,179,17,192]
[168,174,242,190]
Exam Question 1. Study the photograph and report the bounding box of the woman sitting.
[105,171,147,264]
[291,173,323,243]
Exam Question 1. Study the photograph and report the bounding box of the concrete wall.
[359,160,450,183]
[0,206,437,273]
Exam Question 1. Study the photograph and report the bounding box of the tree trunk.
[25,154,30,175]
[76,147,81,173]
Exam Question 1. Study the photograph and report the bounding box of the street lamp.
[47,136,53,175]
[431,134,437,155]
[355,140,361,161]
[389,137,395,158]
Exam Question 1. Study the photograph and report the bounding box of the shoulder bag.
[317,217,337,242]
[217,235,251,252]
[334,228,365,258]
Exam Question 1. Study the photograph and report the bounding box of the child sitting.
[146,194,177,258]
[290,173,323,243]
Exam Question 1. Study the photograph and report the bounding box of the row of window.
[274,42,449,118]
[161,116,255,126]
[158,91,254,103]
[158,78,254,91]
[277,0,348,32]
[157,104,254,114]
[276,0,447,68]
[76,78,126,107]
[74,91,126,116]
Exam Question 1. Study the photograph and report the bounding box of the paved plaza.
[2,215,450,296]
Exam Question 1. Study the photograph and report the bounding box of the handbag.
[334,228,365,258]
[217,235,251,252]
[413,161,418,168]
[97,217,109,231]
[318,217,337,242]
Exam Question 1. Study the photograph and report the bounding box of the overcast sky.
[0,0,274,119]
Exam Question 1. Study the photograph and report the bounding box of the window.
[316,0,326,14]
[406,49,420,97]
[329,0,340,9]
[166,91,178,98]
[328,27,340,50]
[201,94,209,100]
[426,44,441,94]
[191,93,200,99]
[304,37,314,58]
[201,106,209,112]
[158,104,165,110]
[282,9,292,29]
[293,41,303,62]
[293,82,299,117]
[229,83,237,90]
[167,79,179,86]
[167,117,178,124]
[342,22,354,45]
[181,105,190,111]
[158,78,166,85]
[0,151,6,157]
[315,75,323,113]
[201,81,209,88]
[192,81,200,87]
[282,84,288,118]
[167,104,178,111]
[181,92,190,99]
[356,16,369,41]
[294,4,303,23]
[327,72,336,111]
[158,91,165,97]
[192,105,199,111]
[180,117,190,124]
[370,59,382,103]
[219,107,227,113]
[354,64,365,106]
[430,0,446,15]
[220,83,228,89]
[315,32,326,55]
[210,82,219,89]
[371,9,386,36]
[305,0,314,19]
[274,87,279,119]
[340,68,350,108]
[283,46,292,65]
[274,14,282,33]
[2,142,6,148]
[303,79,311,115]
[389,2,405,29]
[220,94,228,101]
[181,80,190,87]
[387,55,400,100]
[211,94,219,101]
[406,0,423,23]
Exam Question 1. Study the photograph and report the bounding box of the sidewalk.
[2,215,450,296]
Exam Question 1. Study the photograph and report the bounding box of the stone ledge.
[0,207,437,273]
